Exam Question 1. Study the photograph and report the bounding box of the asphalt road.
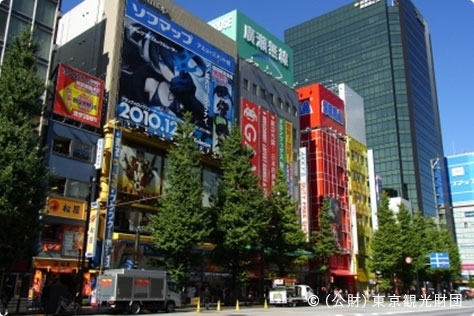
[78,299,474,316]
[168,300,474,316]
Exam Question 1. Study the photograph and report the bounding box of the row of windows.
[52,136,94,162]
[242,78,298,117]
[50,177,89,200]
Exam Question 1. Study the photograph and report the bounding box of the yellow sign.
[85,202,99,258]
[47,196,86,220]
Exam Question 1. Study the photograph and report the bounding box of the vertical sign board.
[299,147,309,241]
[85,201,99,258]
[103,129,122,268]
[285,121,294,198]
[119,0,235,153]
[269,113,278,188]
[260,109,270,193]
[241,99,260,177]
[278,118,286,170]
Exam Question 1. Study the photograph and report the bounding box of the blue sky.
[61,0,474,156]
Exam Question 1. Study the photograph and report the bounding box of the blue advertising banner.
[447,154,474,204]
[102,129,122,268]
[119,0,235,152]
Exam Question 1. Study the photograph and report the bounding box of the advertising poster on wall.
[117,144,163,197]
[54,64,104,128]
[241,98,260,177]
[118,0,235,152]
[269,112,278,188]
[299,147,309,241]
[261,108,270,193]
[62,225,84,257]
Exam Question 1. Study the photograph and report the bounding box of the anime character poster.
[117,144,162,197]
[118,0,235,152]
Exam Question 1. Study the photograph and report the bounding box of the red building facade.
[298,84,354,290]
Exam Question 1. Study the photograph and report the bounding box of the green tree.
[212,124,267,297]
[395,203,417,292]
[263,169,306,276]
[368,192,403,290]
[310,197,339,289]
[0,29,48,271]
[148,112,212,282]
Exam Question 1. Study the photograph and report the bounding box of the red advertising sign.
[261,109,270,193]
[269,112,278,188]
[54,64,104,128]
[241,99,260,177]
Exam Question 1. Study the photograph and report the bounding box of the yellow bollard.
[217,300,221,311]
[235,299,240,311]
[196,297,201,313]
[264,298,268,309]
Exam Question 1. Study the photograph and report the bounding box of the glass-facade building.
[285,0,452,224]
[0,0,59,80]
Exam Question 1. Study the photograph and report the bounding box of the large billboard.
[447,154,474,204]
[54,64,104,128]
[117,144,163,197]
[298,84,346,135]
[208,10,293,86]
[119,0,235,152]
[241,98,290,195]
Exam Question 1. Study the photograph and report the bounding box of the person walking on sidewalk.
[1,277,13,316]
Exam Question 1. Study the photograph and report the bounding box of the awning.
[113,232,154,243]
[331,269,357,277]
[33,257,79,273]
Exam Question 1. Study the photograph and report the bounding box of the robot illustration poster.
[117,144,162,197]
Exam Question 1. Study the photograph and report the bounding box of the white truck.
[96,269,181,314]
[269,284,315,307]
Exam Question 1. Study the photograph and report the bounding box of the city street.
[175,301,474,316]
[78,300,474,316]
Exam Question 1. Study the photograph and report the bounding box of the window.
[50,177,89,199]
[53,136,94,162]
[66,180,89,199]
[72,141,93,162]
[252,83,258,95]
[52,137,71,156]
[50,177,67,196]
[243,78,249,90]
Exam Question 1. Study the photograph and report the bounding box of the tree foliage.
[369,192,461,294]
[310,197,340,287]
[212,124,267,292]
[0,29,48,271]
[148,112,212,282]
[368,192,403,279]
[263,169,306,276]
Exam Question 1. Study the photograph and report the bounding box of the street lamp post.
[405,256,419,298]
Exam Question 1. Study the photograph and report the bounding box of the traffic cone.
[196,297,201,313]
[235,299,240,311]
[217,300,221,311]
[264,298,268,309]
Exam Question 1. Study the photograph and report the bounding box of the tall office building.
[285,0,452,228]
[0,0,60,81]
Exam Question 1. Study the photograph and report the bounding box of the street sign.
[429,252,450,269]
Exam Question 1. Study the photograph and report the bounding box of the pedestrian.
[41,275,72,314]
[202,287,211,310]
[1,277,14,316]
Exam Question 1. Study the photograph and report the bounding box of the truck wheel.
[130,302,141,314]
[165,301,175,313]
